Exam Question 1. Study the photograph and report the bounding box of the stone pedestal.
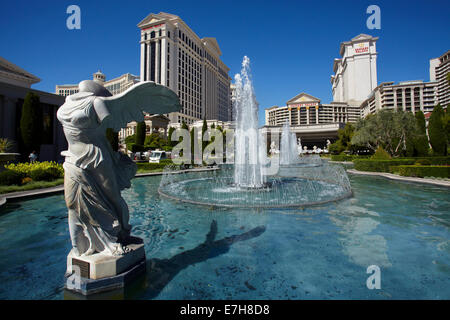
[64,242,146,296]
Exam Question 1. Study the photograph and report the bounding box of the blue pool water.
[0,172,449,299]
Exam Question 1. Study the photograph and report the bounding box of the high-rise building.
[429,50,450,107]
[331,34,378,105]
[360,80,438,117]
[55,71,139,96]
[137,12,232,125]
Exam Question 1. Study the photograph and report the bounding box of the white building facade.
[360,80,438,117]
[331,34,378,105]
[137,12,232,125]
[55,71,139,96]
[430,50,450,107]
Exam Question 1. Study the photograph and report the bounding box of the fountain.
[280,120,299,165]
[233,56,265,189]
[158,56,352,208]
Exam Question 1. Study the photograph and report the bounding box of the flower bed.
[0,162,64,186]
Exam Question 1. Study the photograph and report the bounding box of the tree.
[328,123,355,154]
[181,121,188,131]
[20,92,43,155]
[351,109,417,157]
[202,118,208,152]
[428,104,447,155]
[135,121,146,147]
[105,128,119,152]
[412,110,429,156]
[167,127,176,147]
[442,106,450,145]
[190,127,195,163]
[125,134,136,145]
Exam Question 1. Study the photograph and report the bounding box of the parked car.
[149,150,168,163]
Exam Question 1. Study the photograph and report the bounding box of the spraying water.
[233,56,266,188]
[280,120,299,165]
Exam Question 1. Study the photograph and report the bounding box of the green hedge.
[331,155,370,162]
[353,159,416,172]
[0,170,23,186]
[1,161,64,185]
[354,157,450,172]
[136,159,174,171]
[390,165,450,178]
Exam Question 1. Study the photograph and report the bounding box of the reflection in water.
[63,220,266,300]
[329,203,391,268]
[144,220,266,299]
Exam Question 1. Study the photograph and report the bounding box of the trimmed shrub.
[0,170,23,186]
[135,121,146,146]
[136,159,174,171]
[20,92,43,154]
[353,159,416,172]
[29,167,62,181]
[391,165,450,178]
[415,159,432,166]
[412,156,450,165]
[371,146,391,160]
[330,154,370,162]
[4,161,64,181]
[354,157,450,172]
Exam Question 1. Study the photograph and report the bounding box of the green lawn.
[0,178,64,194]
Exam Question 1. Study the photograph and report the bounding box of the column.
[393,90,397,110]
[155,40,160,84]
[402,88,406,111]
[297,107,300,125]
[161,38,167,85]
[140,42,145,82]
[306,106,310,125]
[419,88,424,112]
[411,87,415,114]
[315,105,319,124]
[288,107,291,125]
[146,42,151,82]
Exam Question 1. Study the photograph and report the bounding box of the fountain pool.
[0,172,449,299]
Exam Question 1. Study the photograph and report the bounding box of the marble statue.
[297,137,302,154]
[269,141,279,155]
[57,80,181,257]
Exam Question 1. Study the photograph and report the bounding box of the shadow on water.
[143,220,265,299]
[64,220,266,300]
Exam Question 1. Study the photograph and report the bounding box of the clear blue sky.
[1,0,449,125]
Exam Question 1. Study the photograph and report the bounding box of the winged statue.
[57,80,181,257]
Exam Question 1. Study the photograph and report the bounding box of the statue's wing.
[96,81,181,131]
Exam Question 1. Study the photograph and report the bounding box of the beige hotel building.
[265,34,448,147]
[137,12,232,125]
[56,70,139,97]
[266,34,378,129]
